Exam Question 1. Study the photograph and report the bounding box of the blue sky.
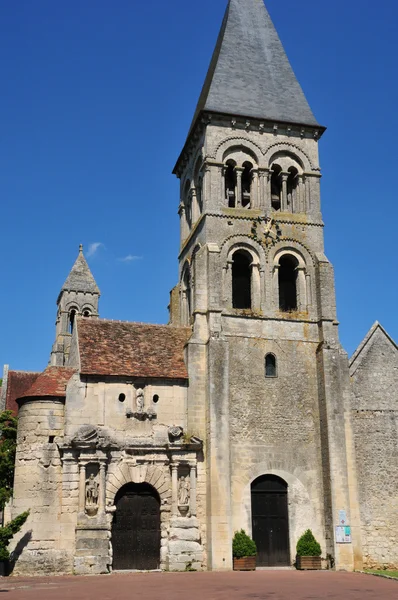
[1,0,397,372]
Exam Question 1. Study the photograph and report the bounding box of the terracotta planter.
[233,556,257,571]
[296,556,322,570]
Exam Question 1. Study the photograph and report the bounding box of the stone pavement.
[0,571,396,600]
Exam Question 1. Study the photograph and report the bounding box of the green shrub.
[296,529,321,557]
[0,511,29,562]
[232,529,257,558]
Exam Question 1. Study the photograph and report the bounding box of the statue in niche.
[178,475,190,506]
[85,473,99,514]
[136,388,145,413]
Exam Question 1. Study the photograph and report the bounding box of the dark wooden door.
[251,475,290,567]
[112,483,160,571]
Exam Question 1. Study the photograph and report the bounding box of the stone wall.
[350,326,398,569]
[11,398,73,575]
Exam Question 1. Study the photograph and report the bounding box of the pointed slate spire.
[191,0,319,128]
[60,245,100,296]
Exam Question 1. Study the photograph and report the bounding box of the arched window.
[271,164,282,211]
[225,160,237,207]
[287,167,299,212]
[232,250,252,309]
[82,309,91,318]
[278,255,298,312]
[69,309,77,334]
[265,354,277,378]
[241,161,253,208]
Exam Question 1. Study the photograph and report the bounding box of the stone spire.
[51,246,100,366]
[59,244,100,301]
[190,0,319,130]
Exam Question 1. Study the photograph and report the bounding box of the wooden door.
[112,483,160,571]
[251,475,290,567]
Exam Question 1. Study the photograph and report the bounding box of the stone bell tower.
[50,245,100,366]
[172,0,362,572]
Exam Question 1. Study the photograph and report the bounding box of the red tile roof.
[5,371,41,414]
[18,367,76,401]
[77,319,191,379]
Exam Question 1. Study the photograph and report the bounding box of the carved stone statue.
[136,388,145,413]
[178,475,190,506]
[85,474,99,513]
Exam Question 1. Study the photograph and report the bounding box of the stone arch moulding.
[106,463,171,506]
[212,136,262,164]
[233,466,325,563]
[269,240,315,268]
[220,235,265,266]
[264,143,314,172]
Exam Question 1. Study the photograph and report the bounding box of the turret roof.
[60,245,100,299]
[190,0,320,130]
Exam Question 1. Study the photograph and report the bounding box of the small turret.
[50,245,100,366]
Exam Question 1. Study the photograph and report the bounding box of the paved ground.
[0,571,396,600]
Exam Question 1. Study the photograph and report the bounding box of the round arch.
[112,482,161,571]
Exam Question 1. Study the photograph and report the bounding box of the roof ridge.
[78,318,191,329]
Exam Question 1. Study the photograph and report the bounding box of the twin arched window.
[224,160,253,209]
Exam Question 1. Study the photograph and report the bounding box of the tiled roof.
[189,0,320,131]
[18,367,76,400]
[5,371,40,414]
[59,245,100,299]
[77,319,191,379]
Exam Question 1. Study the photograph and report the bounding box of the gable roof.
[59,245,100,300]
[18,366,76,401]
[76,319,191,380]
[189,0,320,133]
[350,322,398,376]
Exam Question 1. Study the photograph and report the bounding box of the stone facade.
[5,0,397,576]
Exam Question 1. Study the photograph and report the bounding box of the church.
[1,0,397,575]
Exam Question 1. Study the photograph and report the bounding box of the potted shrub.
[232,529,257,571]
[296,529,322,570]
[0,511,29,576]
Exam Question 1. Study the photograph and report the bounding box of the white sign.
[339,510,347,526]
[336,526,352,544]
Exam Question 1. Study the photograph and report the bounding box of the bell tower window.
[232,250,252,309]
[225,160,237,207]
[69,309,77,334]
[241,162,253,208]
[271,164,282,211]
[278,255,298,312]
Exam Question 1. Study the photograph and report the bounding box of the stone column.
[251,170,259,209]
[306,272,312,309]
[236,167,243,207]
[179,203,186,247]
[171,463,179,516]
[281,173,289,212]
[298,175,305,213]
[251,263,261,312]
[273,264,280,310]
[189,464,197,517]
[297,267,307,311]
[224,260,233,308]
[79,462,86,513]
[99,462,106,513]
[191,189,199,224]
[221,165,226,206]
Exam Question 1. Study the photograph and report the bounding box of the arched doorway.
[112,482,161,571]
[251,475,290,567]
